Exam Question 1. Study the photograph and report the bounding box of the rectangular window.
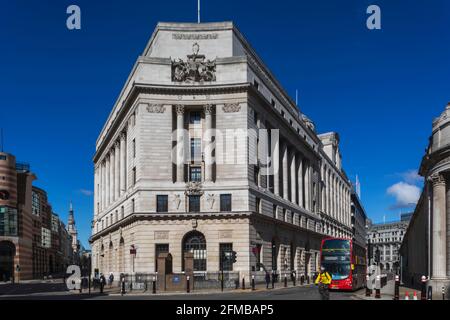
[32,191,40,215]
[253,80,259,90]
[190,166,201,182]
[156,195,168,213]
[220,194,232,212]
[189,111,201,125]
[189,195,201,212]
[220,243,233,271]
[133,139,136,158]
[273,204,277,218]
[190,138,201,162]
[131,199,135,213]
[121,206,124,219]
[155,244,169,272]
[132,167,136,185]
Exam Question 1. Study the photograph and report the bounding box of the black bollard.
[187,276,190,293]
[293,276,296,286]
[251,275,255,291]
[272,274,275,289]
[284,275,287,287]
[427,285,432,300]
[235,279,239,290]
[301,275,304,286]
[421,276,427,300]
[242,277,245,290]
[393,275,400,300]
[152,277,156,294]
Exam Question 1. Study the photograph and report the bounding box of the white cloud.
[79,189,93,197]
[387,182,421,209]
[400,170,423,185]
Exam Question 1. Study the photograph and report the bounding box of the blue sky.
[1,0,449,247]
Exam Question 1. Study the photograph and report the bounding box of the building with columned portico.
[400,102,450,298]
[90,22,354,284]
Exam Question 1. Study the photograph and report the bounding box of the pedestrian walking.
[265,272,271,289]
[315,266,332,300]
[99,273,106,294]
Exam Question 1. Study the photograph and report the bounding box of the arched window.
[182,231,207,271]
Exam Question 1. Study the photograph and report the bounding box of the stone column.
[114,141,120,200]
[204,104,213,182]
[431,173,447,279]
[176,105,185,183]
[304,162,311,211]
[100,162,104,211]
[94,166,98,216]
[110,148,115,203]
[282,143,289,200]
[273,134,280,196]
[120,131,127,196]
[290,152,296,203]
[105,154,110,207]
[297,156,304,208]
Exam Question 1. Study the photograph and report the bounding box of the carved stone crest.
[185,181,204,196]
[222,103,241,113]
[146,104,165,113]
[172,43,216,82]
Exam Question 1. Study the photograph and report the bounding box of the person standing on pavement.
[315,266,332,300]
[265,272,271,289]
[109,272,114,288]
[99,273,106,293]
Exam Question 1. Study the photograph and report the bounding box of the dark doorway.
[182,231,206,271]
[0,241,15,282]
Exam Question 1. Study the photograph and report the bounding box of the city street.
[0,281,364,300]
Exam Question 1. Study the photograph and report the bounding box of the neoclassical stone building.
[401,102,450,298]
[90,22,353,282]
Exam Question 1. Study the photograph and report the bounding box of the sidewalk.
[99,280,315,296]
[356,280,420,300]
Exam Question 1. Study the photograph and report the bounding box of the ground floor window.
[183,231,206,271]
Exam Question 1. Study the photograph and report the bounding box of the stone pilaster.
[114,141,120,200]
[297,155,304,208]
[120,131,127,196]
[282,143,289,200]
[431,172,447,279]
[290,152,296,203]
[176,105,185,183]
[204,104,213,182]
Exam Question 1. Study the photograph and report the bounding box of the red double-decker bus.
[319,237,366,291]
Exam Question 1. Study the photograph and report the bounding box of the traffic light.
[231,251,237,263]
[375,249,381,263]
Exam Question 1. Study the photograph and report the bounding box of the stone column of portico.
[431,173,447,279]
[114,141,120,200]
[273,135,280,196]
[297,155,304,208]
[105,154,110,207]
[282,143,289,200]
[176,105,185,183]
[119,131,127,196]
[99,161,104,211]
[290,151,296,203]
[204,104,213,182]
[110,147,115,203]
[305,162,311,211]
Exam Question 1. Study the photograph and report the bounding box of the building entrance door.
[0,241,15,282]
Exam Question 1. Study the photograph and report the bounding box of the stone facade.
[351,189,367,248]
[90,22,353,284]
[0,152,76,281]
[400,102,450,298]
[368,219,409,273]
